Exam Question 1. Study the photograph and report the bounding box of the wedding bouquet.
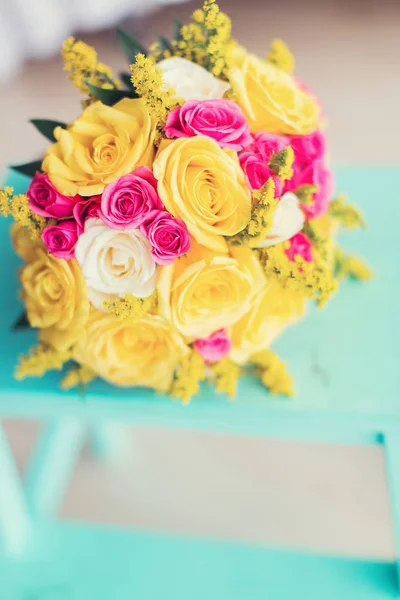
[0,0,370,402]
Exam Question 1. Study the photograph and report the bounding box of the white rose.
[157,57,230,101]
[255,192,305,248]
[75,218,158,309]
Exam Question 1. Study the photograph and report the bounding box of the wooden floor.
[0,0,399,560]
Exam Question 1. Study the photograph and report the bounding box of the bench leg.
[383,429,400,596]
[24,417,87,518]
[0,419,31,556]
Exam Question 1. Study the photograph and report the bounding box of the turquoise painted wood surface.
[0,168,398,421]
[1,168,400,599]
[0,523,398,599]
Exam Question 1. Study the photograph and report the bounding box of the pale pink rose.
[41,220,78,260]
[285,232,313,263]
[165,99,252,152]
[239,132,289,193]
[141,211,191,265]
[73,195,101,234]
[100,167,163,229]
[27,172,79,218]
[194,329,232,363]
[285,158,333,218]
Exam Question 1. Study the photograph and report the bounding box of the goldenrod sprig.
[62,37,120,103]
[251,350,294,396]
[16,343,72,380]
[197,0,234,78]
[328,194,366,229]
[130,53,180,142]
[294,184,319,206]
[169,349,206,403]
[0,187,47,238]
[230,179,278,246]
[266,39,295,73]
[268,146,294,181]
[164,0,234,79]
[334,247,372,281]
[61,364,96,390]
[256,238,338,308]
[209,357,240,398]
[102,291,158,323]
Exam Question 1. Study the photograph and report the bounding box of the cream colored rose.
[254,192,305,248]
[158,242,265,339]
[153,136,251,253]
[157,57,230,100]
[230,281,306,364]
[19,243,89,351]
[230,49,320,135]
[74,309,188,390]
[42,98,156,196]
[75,218,158,308]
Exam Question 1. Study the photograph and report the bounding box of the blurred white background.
[1,0,399,559]
[0,0,186,79]
[1,0,399,171]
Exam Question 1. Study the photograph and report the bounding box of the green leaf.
[86,83,138,106]
[158,36,174,54]
[119,71,133,90]
[12,312,30,331]
[117,27,147,64]
[10,160,43,177]
[30,119,66,142]
[173,18,183,41]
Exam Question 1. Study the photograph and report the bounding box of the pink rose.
[288,130,326,170]
[248,132,289,160]
[284,130,332,218]
[141,211,191,265]
[100,167,163,229]
[73,196,101,233]
[164,99,252,152]
[239,132,289,193]
[194,329,232,363]
[239,153,278,192]
[285,232,313,263]
[285,158,333,218]
[41,220,78,260]
[27,172,79,218]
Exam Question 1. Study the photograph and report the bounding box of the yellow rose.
[153,137,251,253]
[73,310,188,390]
[19,245,89,351]
[11,223,42,261]
[230,281,306,364]
[230,49,320,135]
[42,98,156,196]
[158,243,265,339]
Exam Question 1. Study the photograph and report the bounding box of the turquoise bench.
[0,168,399,599]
